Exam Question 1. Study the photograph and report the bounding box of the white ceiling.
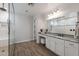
[14,3,61,15]
[14,3,79,16]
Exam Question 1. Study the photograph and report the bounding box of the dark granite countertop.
[38,32,79,43]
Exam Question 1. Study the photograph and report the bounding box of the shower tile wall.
[0,22,8,56]
[0,3,8,56]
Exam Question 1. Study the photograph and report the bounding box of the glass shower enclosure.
[0,3,15,56]
[8,3,15,56]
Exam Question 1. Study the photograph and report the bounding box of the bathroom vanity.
[36,12,79,56]
[37,33,79,56]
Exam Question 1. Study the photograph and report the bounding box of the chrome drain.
[1,50,5,52]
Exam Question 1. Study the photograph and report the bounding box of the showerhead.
[0,7,6,11]
[0,3,7,11]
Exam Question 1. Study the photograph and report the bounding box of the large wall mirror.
[47,12,77,36]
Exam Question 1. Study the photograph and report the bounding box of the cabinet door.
[46,37,51,49]
[65,41,79,56]
[46,36,56,53]
[50,37,56,52]
[55,39,65,56]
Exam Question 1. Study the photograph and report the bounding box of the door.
[46,36,56,52]
[50,37,56,52]
[8,3,15,56]
[55,39,65,56]
[33,18,37,41]
[46,36,51,49]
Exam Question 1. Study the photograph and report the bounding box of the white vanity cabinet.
[46,36,56,52]
[40,34,79,56]
[55,39,65,56]
[65,41,79,56]
[46,36,65,56]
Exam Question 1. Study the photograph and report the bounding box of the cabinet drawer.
[65,41,78,48]
[65,41,79,56]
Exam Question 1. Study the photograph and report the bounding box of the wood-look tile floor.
[12,41,57,56]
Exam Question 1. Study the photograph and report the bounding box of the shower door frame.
[8,3,15,56]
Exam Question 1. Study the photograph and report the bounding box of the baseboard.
[14,39,33,44]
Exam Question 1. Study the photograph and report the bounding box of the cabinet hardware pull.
[69,44,74,45]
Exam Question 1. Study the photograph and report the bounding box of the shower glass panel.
[9,3,15,56]
[0,3,8,56]
[0,3,15,56]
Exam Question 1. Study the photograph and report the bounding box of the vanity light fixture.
[47,13,53,20]
[47,9,63,20]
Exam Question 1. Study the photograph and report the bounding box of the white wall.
[15,13,33,43]
[35,15,47,33]
[33,15,47,43]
